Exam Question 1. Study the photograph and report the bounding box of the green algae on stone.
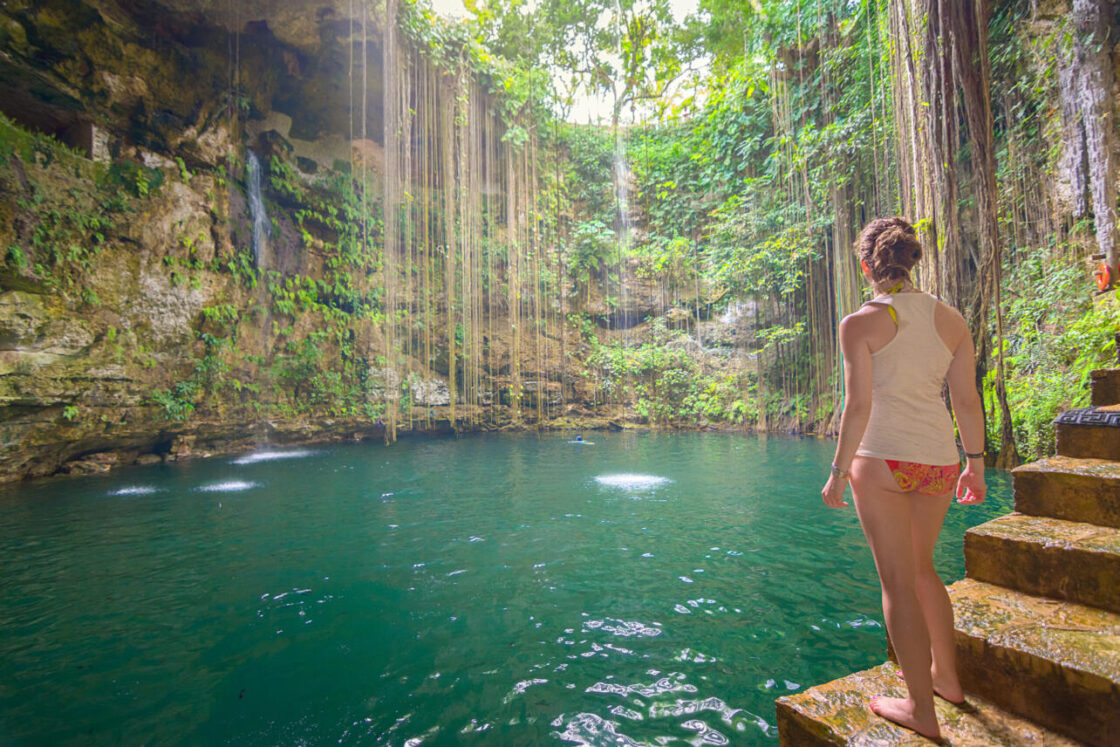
[948,579,1120,746]
[964,513,1120,614]
[776,662,1081,746]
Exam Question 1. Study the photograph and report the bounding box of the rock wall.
[0,1,405,481]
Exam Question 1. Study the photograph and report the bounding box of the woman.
[820,217,987,739]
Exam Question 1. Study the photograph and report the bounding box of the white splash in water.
[195,480,261,493]
[594,474,670,490]
[107,486,161,496]
[232,449,315,465]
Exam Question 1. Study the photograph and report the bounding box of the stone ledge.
[1055,408,1120,461]
[1013,456,1120,528]
[965,513,1120,614]
[775,661,1079,746]
[949,578,1120,746]
[1090,368,1120,407]
[1054,407,1120,428]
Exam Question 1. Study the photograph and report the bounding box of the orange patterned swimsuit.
[884,460,961,496]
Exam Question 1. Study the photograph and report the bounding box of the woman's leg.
[909,488,962,702]
[849,456,940,738]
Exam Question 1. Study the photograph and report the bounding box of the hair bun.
[876,225,909,247]
[857,217,922,282]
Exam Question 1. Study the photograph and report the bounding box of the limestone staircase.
[775,369,1120,745]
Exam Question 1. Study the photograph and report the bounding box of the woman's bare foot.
[931,677,963,705]
[894,668,965,705]
[869,696,941,739]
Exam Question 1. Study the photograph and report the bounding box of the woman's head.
[857,217,922,283]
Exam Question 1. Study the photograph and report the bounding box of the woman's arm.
[944,308,986,504]
[822,313,874,508]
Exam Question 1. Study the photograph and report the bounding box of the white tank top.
[855,292,960,465]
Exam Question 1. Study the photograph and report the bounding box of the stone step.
[775,661,1080,745]
[1013,456,1120,528]
[1091,368,1120,406]
[950,578,1120,746]
[1055,406,1120,461]
[965,513,1120,614]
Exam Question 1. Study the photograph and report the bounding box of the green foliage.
[174,156,192,183]
[201,304,239,325]
[567,220,615,283]
[709,221,819,298]
[0,111,97,173]
[224,249,259,288]
[989,254,1120,460]
[150,380,200,422]
[109,161,163,198]
[150,333,233,421]
[6,244,27,270]
[558,124,616,225]
[0,114,135,291]
[585,319,757,425]
[398,0,554,131]
[11,183,123,286]
[268,156,302,201]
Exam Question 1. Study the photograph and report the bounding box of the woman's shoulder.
[842,303,888,325]
[840,302,894,343]
[928,295,966,324]
[930,296,969,348]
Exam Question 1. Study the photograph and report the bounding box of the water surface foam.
[195,480,261,493]
[594,474,670,490]
[232,450,315,465]
[106,486,162,496]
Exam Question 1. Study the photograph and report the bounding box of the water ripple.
[682,718,730,745]
[587,674,698,699]
[504,678,548,704]
[582,617,662,638]
[552,712,645,746]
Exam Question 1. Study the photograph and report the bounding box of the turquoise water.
[0,432,1012,745]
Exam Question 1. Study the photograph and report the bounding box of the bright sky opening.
[424,0,704,124]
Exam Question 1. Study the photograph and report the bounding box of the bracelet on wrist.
[964,450,986,460]
[830,463,850,480]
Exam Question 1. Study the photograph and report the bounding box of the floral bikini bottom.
[885,459,961,496]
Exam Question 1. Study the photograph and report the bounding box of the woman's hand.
[821,474,849,509]
[955,463,986,505]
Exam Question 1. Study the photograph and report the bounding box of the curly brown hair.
[856,217,922,282]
